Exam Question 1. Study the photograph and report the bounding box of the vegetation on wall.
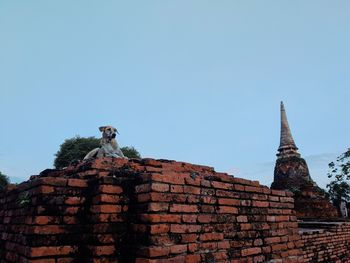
[0,172,9,190]
[327,148,350,203]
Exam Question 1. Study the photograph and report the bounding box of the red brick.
[90,205,122,213]
[182,215,197,223]
[57,258,74,263]
[141,246,170,257]
[138,193,151,202]
[241,247,261,256]
[170,204,198,213]
[188,243,199,253]
[185,254,201,263]
[170,185,184,193]
[201,196,216,204]
[32,216,55,225]
[93,194,120,204]
[211,181,233,190]
[63,216,78,224]
[245,186,263,193]
[35,185,55,194]
[198,214,212,223]
[265,237,281,244]
[65,197,85,205]
[67,179,88,188]
[30,225,66,235]
[28,259,55,263]
[181,234,198,243]
[98,185,123,194]
[148,203,169,212]
[218,206,238,214]
[233,184,245,191]
[275,215,289,222]
[271,243,287,251]
[150,224,170,234]
[148,192,186,202]
[28,246,75,257]
[40,177,68,186]
[272,189,286,196]
[140,214,181,223]
[252,201,269,207]
[183,186,201,195]
[90,245,115,256]
[241,223,252,230]
[217,241,230,249]
[151,172,186,184]
[199,233,224,241]
[64,207,80,215]
[151,183,169,192]
[170,224,201,233]
[237,215,248,223]
[135,184,151,193]
[170,244,187,254]
[218,198,240,206]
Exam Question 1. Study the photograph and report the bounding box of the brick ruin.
[1,102,348,262]
[271,102,338,219]
[0,157,350,263]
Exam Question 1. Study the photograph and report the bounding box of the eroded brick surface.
[0,157,346,262]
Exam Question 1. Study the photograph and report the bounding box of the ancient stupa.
[271,102,337,219]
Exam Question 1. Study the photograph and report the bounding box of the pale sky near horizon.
[1,1,349,189]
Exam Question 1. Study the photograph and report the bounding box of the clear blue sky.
[1,1,349,188]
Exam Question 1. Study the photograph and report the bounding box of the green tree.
[0,171,9,190]
[54,136,141,169]
[327,148,350,203]
[120,146,141,159]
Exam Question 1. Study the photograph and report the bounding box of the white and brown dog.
[83,126,127,160]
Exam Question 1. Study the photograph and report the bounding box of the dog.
[83,126,127,160]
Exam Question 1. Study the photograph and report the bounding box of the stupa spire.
[277,101,300,159]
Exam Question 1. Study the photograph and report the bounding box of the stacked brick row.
[132,159,303,263]
[0,157,305,262]
[300,222,350,263]
[0,159,133,263]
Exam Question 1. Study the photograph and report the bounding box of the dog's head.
[99,126,119,139]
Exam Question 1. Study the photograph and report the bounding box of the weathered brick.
[170,244,187,254]
[148,203,169,212]
[150,224,170,234]
[67,179,88,188]
[241,247,262,256]
[170,204,198,213]
[218,206,238,214]
[90,205,122,214]
[90,245,115,256]
[170,224,201,233]
[98,185,123,194]
[199,233,224,241]
[218,198,240,206]
[28,246,75,257]
[151,183,169,192]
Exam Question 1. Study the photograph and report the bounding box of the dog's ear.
[99,126,106,132]
[114,128,119,134]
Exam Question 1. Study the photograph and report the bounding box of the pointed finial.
[277,101,300,158]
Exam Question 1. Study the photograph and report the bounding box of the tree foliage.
[0,171,9,190]
[54,136,141,169]
[120,146,141,159]
[327,148,350,202]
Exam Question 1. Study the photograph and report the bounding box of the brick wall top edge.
[0,157,291,197]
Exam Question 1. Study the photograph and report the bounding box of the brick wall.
[300,222,350,263]
[1,157,344,263]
